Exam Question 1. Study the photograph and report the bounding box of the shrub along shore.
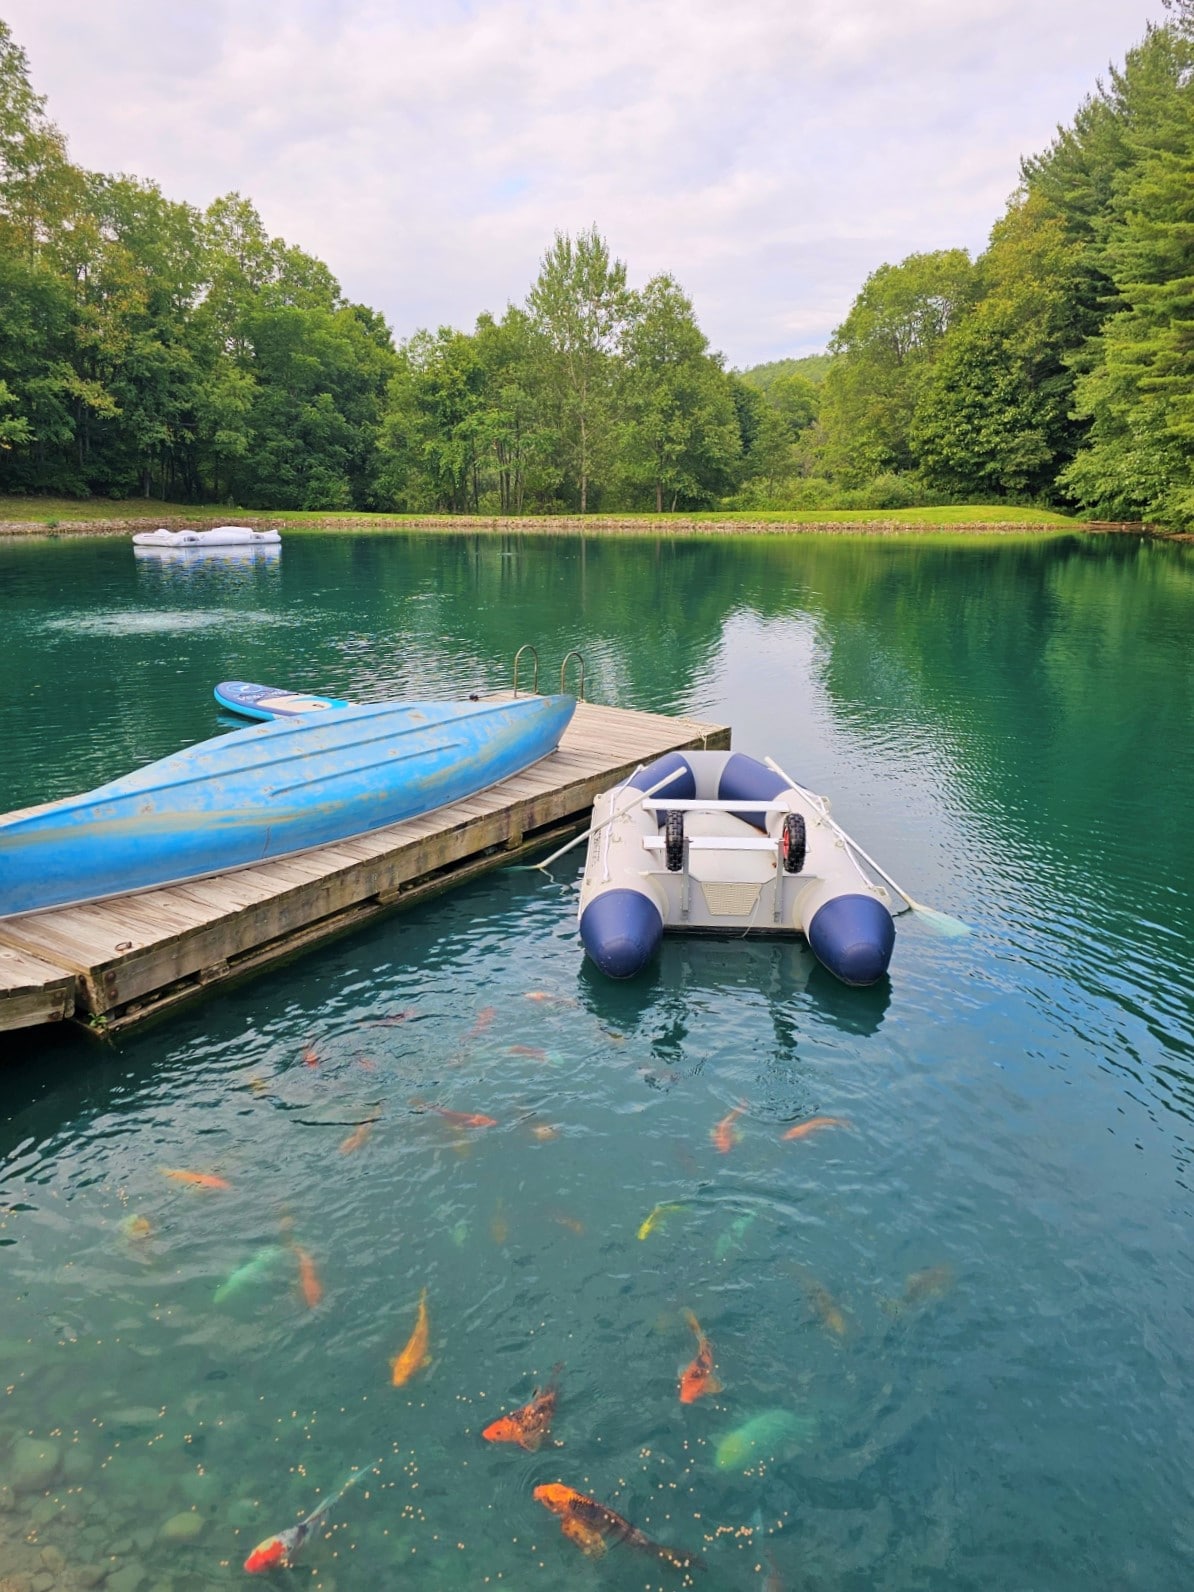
[0,501,1166,539]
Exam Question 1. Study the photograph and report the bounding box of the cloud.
[4,0,1162,366]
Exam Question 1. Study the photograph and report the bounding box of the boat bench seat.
[642,835,778,853]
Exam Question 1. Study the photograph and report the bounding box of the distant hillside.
[738,353,834,391]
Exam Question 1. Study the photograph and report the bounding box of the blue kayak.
[215,680,350,719]
[0,695,575,917]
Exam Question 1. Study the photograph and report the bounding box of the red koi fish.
[712,1102,747,1154]
[302,1047,320,1068]
[678,1309,723,1404]
[482,1363,562,1450]
[533,1483,705,1571]
[160,1168,230,1190]
[244,1465,372,1572]
[782,1115,851,1141]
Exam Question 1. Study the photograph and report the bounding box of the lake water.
[1,530,1192,1592]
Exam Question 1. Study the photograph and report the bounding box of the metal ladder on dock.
[511,644,586,701]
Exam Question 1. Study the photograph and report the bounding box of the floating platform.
[0,698,729,1035]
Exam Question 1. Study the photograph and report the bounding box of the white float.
[131,526,281,548]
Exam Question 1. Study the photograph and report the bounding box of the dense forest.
[0,7,1191,524]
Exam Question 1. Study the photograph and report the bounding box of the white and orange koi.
[244,1464,375,1573]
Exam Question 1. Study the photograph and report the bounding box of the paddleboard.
[214,680,351,720]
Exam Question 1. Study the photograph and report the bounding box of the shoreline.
[0,512,1172,540]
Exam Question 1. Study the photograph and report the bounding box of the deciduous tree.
[818,249,975,484]
[527,227,630,512]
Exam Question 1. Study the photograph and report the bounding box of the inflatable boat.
[132,526,280,548]
[577,750,895,987]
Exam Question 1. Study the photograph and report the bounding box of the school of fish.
[150,1004,889,1585]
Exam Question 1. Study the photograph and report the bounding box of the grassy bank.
[0,496,1136,539]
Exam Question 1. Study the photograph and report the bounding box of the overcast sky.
[3,0,1164,368]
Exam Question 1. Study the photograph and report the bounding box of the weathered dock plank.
[0,699,729,1035]
[0,942,76,1029]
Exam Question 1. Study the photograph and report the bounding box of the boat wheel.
[781,812,806,873]
[665,810,685,871]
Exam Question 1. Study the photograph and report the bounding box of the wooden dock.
[0,699,729,1036]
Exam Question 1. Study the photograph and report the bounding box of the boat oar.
[763,757,970,937]
[513,764,689,874]
[522,825,594,873]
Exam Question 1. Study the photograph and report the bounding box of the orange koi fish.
[678,1308,723,1404]
[302,1047,320,1068]
[712,1102,747,1154]
[160,1168,230,1190]
[244,1464,373,1572]
[507,1044,547,1060]
[804,1278,848,1337]
[339,1115,378,1154]
[782,1115,851,1141]
[293,1245,323,1308]
[390,1288,431,1386]
[428,1105,497,1129]
[465,1006,496,1039]
[533,1483,705,1571]
[482,1363,562,1450]
[881,1264,955,1319]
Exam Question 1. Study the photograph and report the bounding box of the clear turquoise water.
[1,531,1192,1591]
